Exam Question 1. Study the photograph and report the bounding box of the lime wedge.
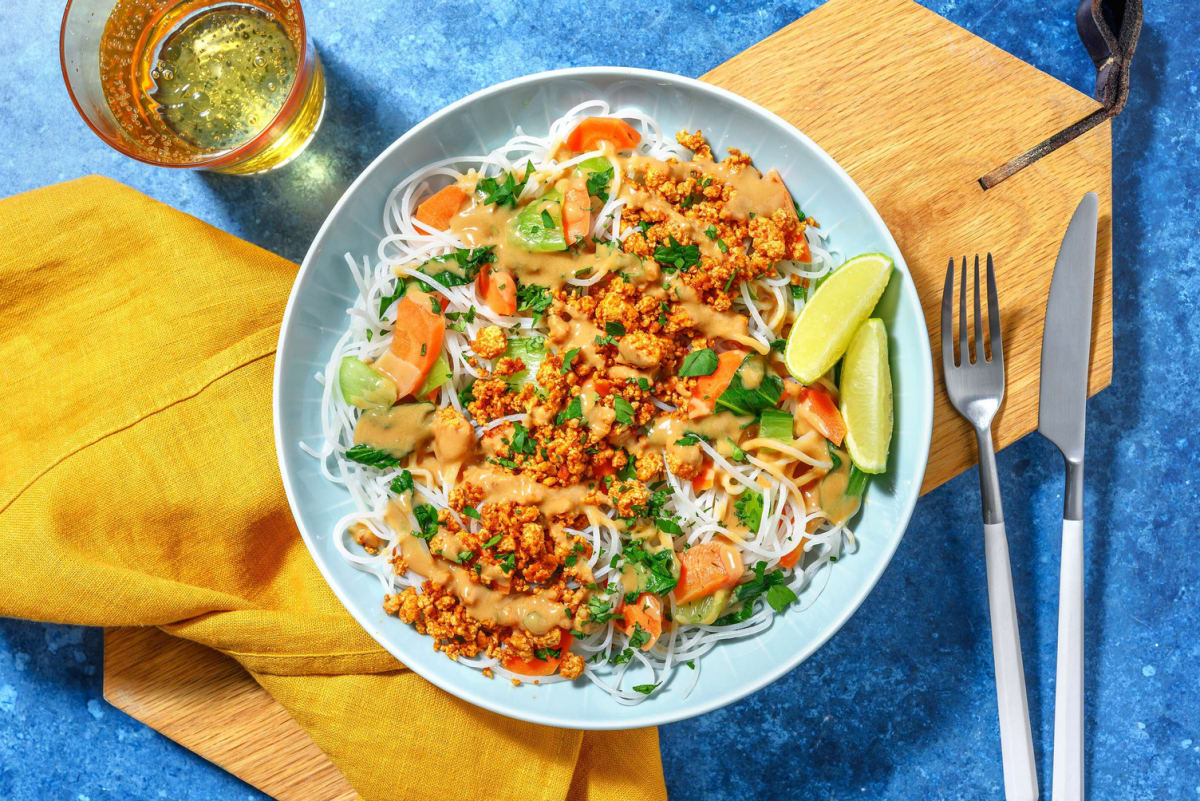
[839,318,893,473]
[784,253,893,384]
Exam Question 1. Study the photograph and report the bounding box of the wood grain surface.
[102,1,1113,797]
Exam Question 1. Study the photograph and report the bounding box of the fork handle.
[1052,517,1085,801]
[984,520,1039,801]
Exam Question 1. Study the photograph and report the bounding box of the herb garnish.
[613,396,635,426]
[477,163,533,208]
[678,348,718,378]
[652,236,700,272]
[345,445,402,470]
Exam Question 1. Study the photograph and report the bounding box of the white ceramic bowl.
[274,67,933,730]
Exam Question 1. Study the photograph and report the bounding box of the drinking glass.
[61,0,325,174]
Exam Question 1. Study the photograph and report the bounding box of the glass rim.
[59,0,314,170]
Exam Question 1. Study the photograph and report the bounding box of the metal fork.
[942,255,1038,801]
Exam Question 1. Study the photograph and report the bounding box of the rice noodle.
[303,100,857,704]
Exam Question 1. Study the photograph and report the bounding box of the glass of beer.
[60,0,325,174]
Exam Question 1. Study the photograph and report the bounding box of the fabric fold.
[0,176,667,801]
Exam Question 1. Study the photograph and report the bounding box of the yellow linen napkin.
[0,176,667,801]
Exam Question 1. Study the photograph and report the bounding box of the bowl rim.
[273,65,934,730]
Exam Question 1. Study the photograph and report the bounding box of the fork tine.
[973,254,984,363]
[986,252,1003,363]
[959,256,969,363]
[941,258,956,367]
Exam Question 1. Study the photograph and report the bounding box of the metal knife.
[1038,191,1099,801]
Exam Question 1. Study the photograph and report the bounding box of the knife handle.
[984,521,1039,801]
[1053,518,1085,801]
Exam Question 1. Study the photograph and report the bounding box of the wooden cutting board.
[103,0,1113,797]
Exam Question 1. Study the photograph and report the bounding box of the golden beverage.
[95,0,323,173]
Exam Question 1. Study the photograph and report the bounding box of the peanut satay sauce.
[353,135,814,660]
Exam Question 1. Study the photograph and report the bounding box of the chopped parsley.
[632,683,660,695]
[770,338,787,353]
[594,333,618,348]
[412,504,440,541]
[717,238,729,254]
[483,533,502,549]
[499,552,516,573]
[378,281,407,318]
[540,209,555,229]
[344,445,401,469]
[628,624,651,649]
[461,505,481,520]
[652,236,700,272]
[677,348,719,378]
[623,539,678,594]
[516,282,552,322]
[416,246,495,289]
[726,437,747,462]
[586,596,622,625]
[557,394,583,424]
[429,296,442,315]
[714,561,798,625]
[533,647,561,661]
[389,469,414,494]
[613,396,635,426]
[453,550,475,565]
[654,517,683,536]
[685,660,696,669]
[704,225,718,240]
[561,347,580,373]
[605,320,626,337]
[586,164,613,201]
[610,647,634,666]
[478,163,532,208]
[510,422,536,455]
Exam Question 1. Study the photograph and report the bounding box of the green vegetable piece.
[674,587,731,625]
[578,156,614,202]
[758,408,794,442]
[339,356,398,410]
[501,336,546,386]
[416,355,452,398]
[734,490,764,531]
[507,190,566,252]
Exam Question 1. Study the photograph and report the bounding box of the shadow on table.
[196,48,414,263]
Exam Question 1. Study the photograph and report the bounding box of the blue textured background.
[2,1,1197,799]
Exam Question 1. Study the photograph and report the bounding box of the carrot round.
[501,630,573,676]
[414,185,467,231]
[673,541,744,604]
[566,117,641,153]
[372,289,445,398]
[619,594,662,650]
[476,266,517,316]
[562,176,591,245]
[688,349,746,418]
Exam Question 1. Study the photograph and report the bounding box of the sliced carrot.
[372,290,445,398]
[502,630,573,677]
[796,386,847,446]
[566,117,641,153]
[692,460,715,491]
[619,594,663,650]
[476,266,517,316]
[414,185,467,231]
[778,536,809,569]
[795,232,812,263]
[688,349,746,418]
[673,541,744,604]
[562,176,591,245]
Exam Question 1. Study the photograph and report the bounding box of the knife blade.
[1038,191,1099,473]
[1039,191,1098,801]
